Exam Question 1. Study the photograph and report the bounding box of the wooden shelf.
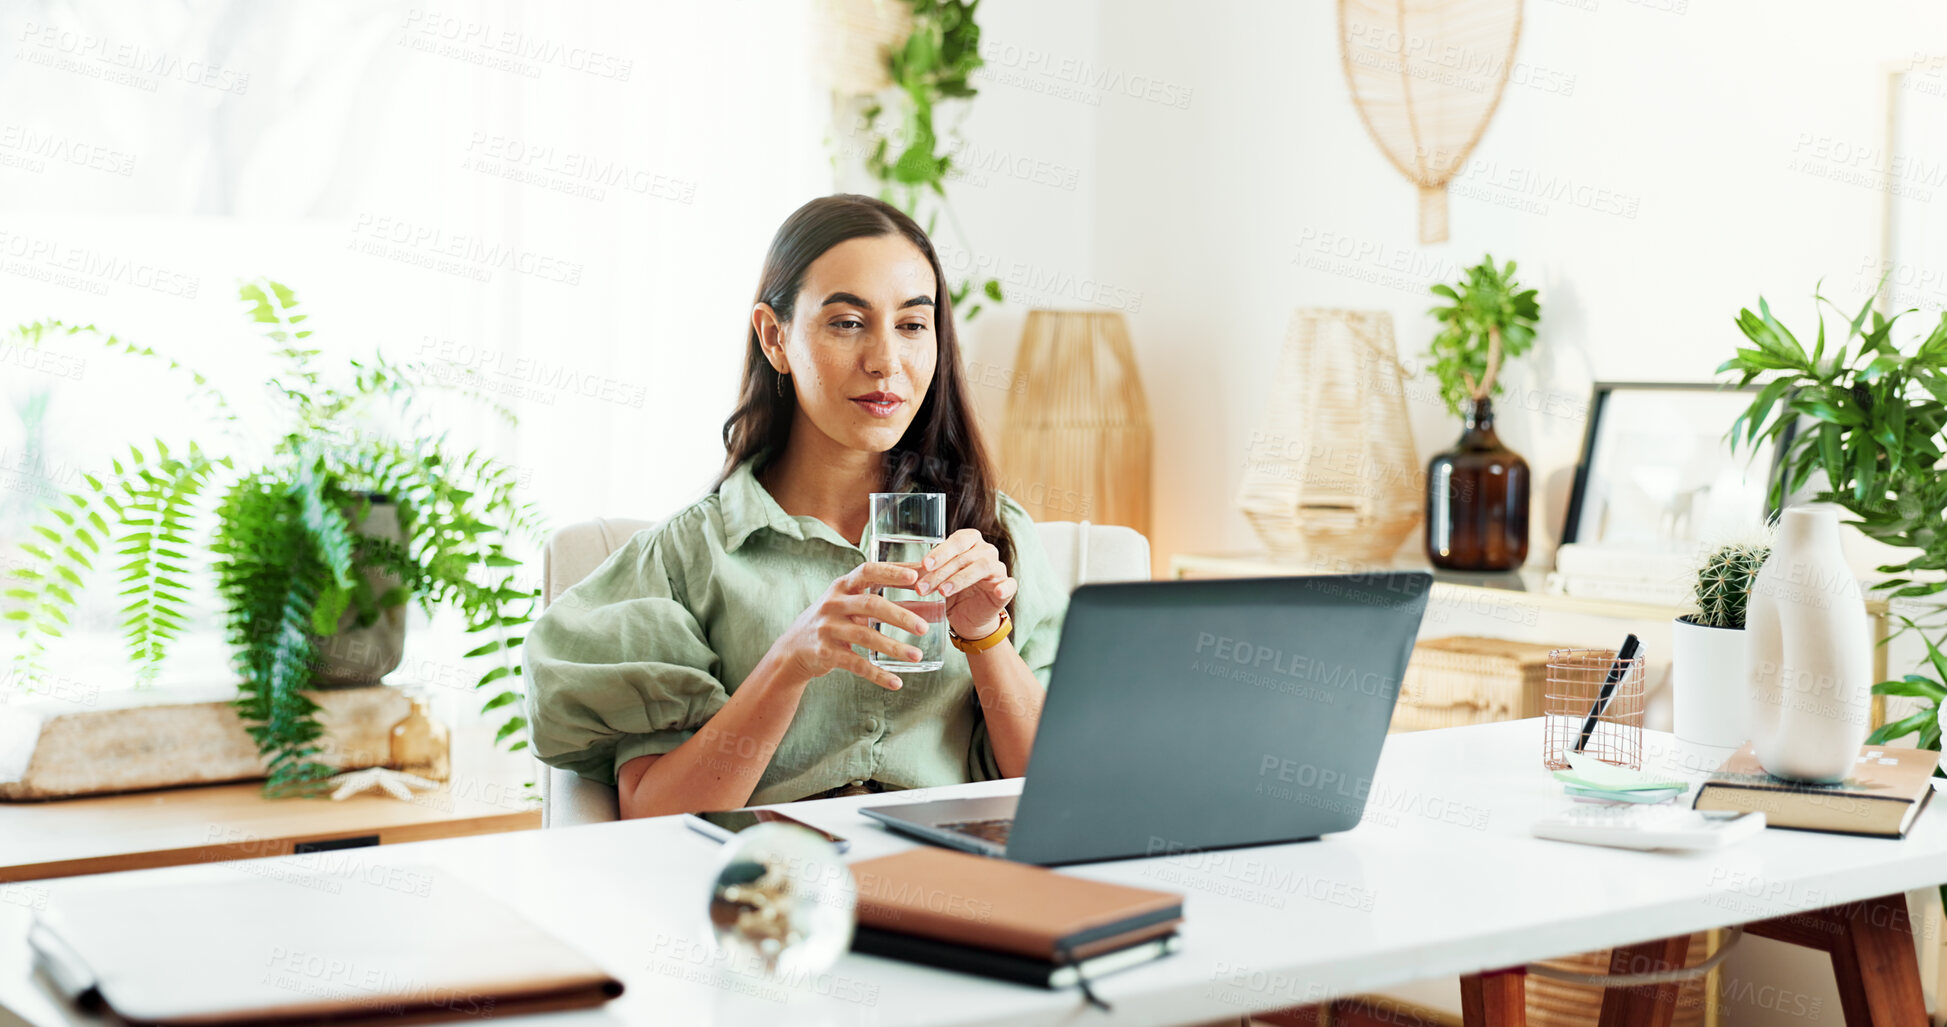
[0,774,538,882]
[1169,550,1893,619]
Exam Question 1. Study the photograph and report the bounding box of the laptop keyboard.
[939,817,1013,845]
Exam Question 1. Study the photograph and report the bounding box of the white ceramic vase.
[1671,616,1749,748]
[1747,506,1872,782]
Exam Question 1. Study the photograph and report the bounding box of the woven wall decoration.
[999,310,1152,536]
[1236,309,1419,563]
[1337,0,1524,243]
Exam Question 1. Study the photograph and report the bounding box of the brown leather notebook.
[30,869,623,1025]
[1692,742,1937,838]
[850,847,1183,962]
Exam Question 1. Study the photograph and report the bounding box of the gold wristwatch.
[949,608,1012,653]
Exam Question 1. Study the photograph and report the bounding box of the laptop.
[861,573,1432,865]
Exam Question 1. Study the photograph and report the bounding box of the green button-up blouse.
[524,456,1069,806]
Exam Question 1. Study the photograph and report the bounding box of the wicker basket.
[1527,934,1711,1027]
[1392,636,1559,733]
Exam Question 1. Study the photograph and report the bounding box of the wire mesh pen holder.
[1542,647,1646,771]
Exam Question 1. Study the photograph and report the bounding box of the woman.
[526,194,1067,820]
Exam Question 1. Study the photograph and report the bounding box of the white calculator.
[1531,805,1767,851]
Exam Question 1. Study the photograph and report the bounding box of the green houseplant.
[852,0,1004,319]
[1671,539,1771,747]
[1422,256,1542,571]
[1718,283,1947,751]
[1425,255,1541,420]
[4,281,541,795]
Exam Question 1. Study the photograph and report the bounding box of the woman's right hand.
[770,562,931,690]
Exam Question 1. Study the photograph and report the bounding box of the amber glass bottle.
[1424,397,1529,570]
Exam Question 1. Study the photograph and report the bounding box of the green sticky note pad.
[1555,753,1687,792]
[1564,785,1683,804]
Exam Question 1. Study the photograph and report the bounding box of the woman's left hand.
[914,528,1015,642]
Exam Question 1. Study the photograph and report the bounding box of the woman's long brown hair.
[718,194,1014,578]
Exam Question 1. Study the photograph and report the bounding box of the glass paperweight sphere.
[707,823,856,976]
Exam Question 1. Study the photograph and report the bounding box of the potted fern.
[1672,538,1771,747]
[4,281,539,795]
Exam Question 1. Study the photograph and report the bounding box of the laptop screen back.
[1004,573,1431,865]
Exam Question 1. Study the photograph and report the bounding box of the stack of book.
[1552,543,1698,606]
[1693,743,1937,838]
[849,847,1183,990]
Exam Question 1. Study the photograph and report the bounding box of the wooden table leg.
[1460,968,1526,1027]
[1250,1005,1322,1026]
[1748,892,1928,1027]
[1597,934,1691,1027]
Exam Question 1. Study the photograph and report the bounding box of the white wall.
[965,1,1944,1020]
[1084,0,1947,571]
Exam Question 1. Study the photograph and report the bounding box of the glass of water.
[866,492,946,673]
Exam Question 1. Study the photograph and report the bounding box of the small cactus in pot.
[1685,540,1772,630]
[1671,531,1774,747]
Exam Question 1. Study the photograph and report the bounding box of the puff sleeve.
[524,527,731,786]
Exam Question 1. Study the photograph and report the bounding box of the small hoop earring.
[775,372,788,398]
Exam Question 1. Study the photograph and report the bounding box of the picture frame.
[1560,382,1790,552]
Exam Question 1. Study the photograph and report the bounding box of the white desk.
[3,720,1942,1027]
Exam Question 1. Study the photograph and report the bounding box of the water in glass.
[870,532,946,672]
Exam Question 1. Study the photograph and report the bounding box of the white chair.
[534,517,1151,828]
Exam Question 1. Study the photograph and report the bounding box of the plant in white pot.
[1672,537,1771,748]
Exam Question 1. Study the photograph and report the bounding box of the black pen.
[1575,634,1642,753]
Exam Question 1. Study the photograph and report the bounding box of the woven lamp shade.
[998,311,1152,536]
[1236,309,1419,563]
[1338,0,1523,243]
[810,0,913,95]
